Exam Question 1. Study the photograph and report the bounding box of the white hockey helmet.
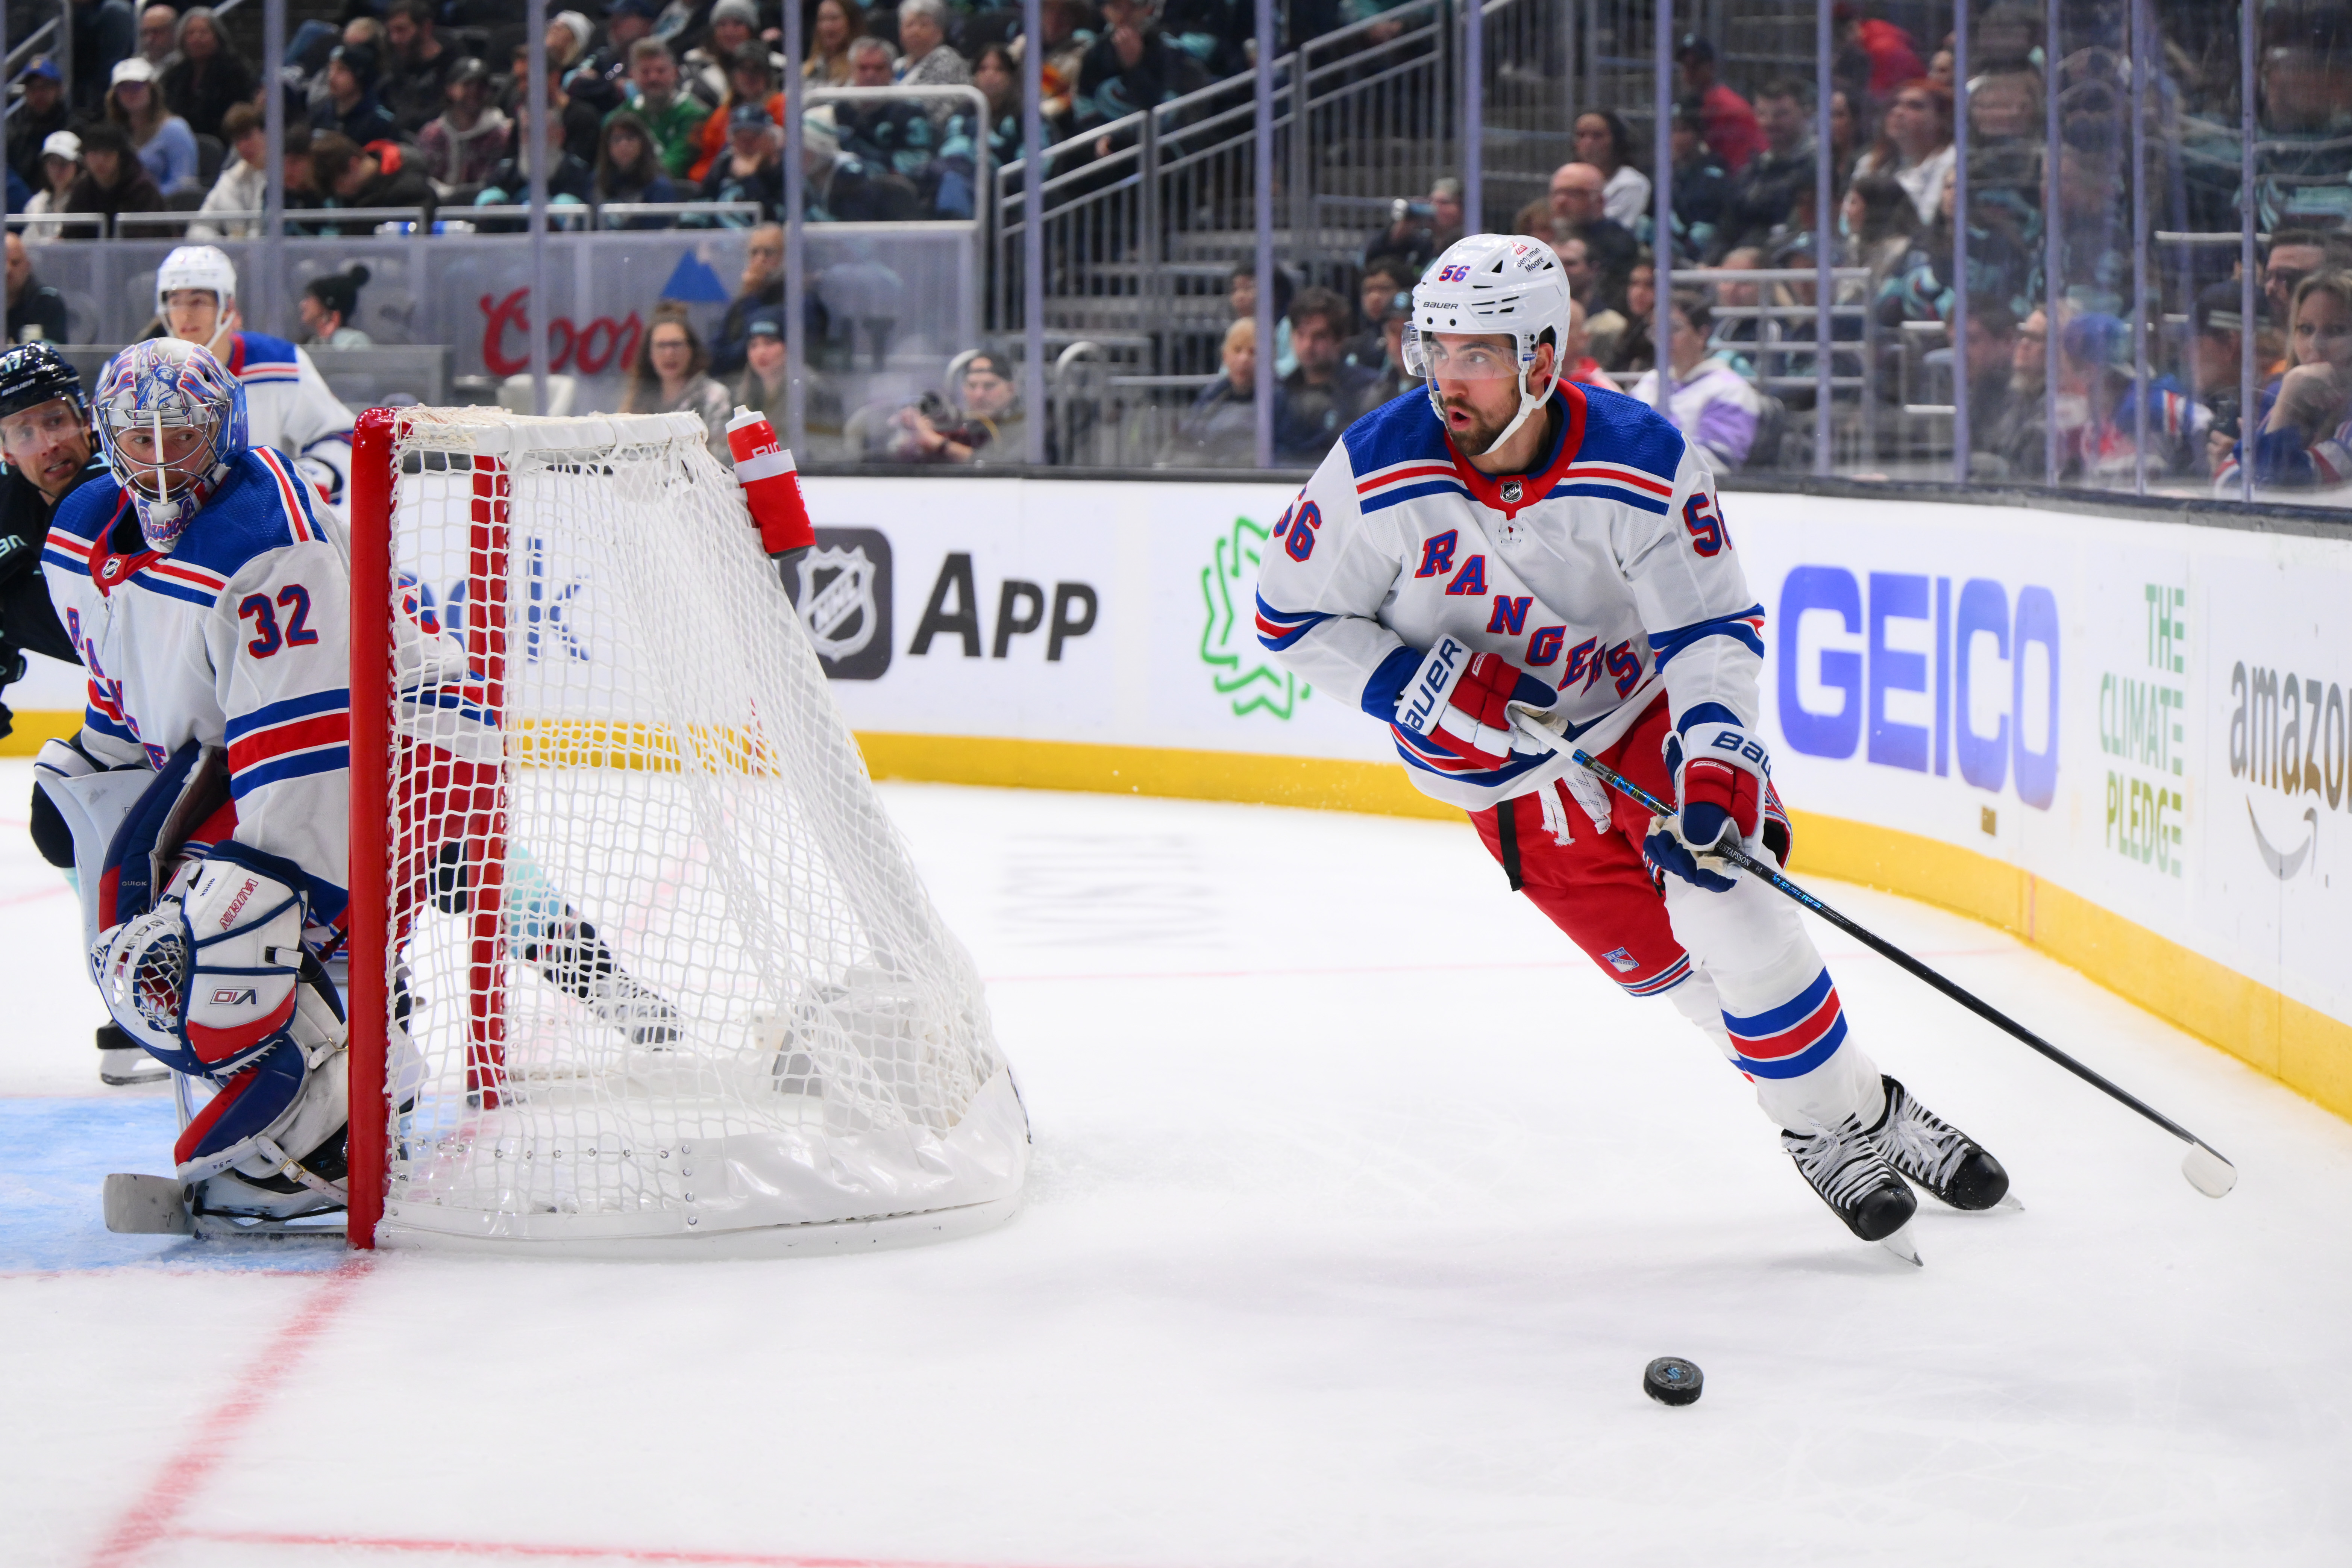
[1404,234,1573,455]
[154,244,238,321]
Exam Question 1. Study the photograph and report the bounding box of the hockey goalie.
[38,340,670,1235]
[1254,235,2014,1252]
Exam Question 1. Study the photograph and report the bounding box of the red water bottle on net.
[725,405,814,571]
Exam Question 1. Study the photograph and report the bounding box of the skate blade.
[190,1211,349,1242]
[1877,1224,1924,1267]
[1992,1193,2024,1213]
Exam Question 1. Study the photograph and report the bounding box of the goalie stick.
[1507,707,2239,1200]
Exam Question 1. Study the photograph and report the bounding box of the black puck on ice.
[1642,1356,1703,1406]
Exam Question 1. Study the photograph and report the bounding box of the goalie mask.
[1403,234,1573,456]
[94,338,249,551]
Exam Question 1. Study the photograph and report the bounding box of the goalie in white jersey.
[37,340,676,1233]
[1255,235,2011,1248]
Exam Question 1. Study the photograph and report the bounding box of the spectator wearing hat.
[190,102,269,238]
[544,11,596,76]
[62,121,165,235]
[6,58,71,190]
[890,352,1024,464]
[160,7,257,142]
[310,132,438,233]
[688,42,784,185]
[322,41,402,146]
[695,101,787,224]
[383,0,469,137]
[418,59,512,194]
[20,131,83,238]
[105,56,200,198]
[711,223,785,376]
[689,0,770,103]
[5,235,70,345]
[1676,34,1762,173]
[2188,281,2247,470]
[733,313,789,423]
[299,267,375,348]
[608,38,710,180]
[566,0,660,117]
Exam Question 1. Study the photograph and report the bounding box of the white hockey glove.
[1642,713,1770,894]
[92,846,311,1081]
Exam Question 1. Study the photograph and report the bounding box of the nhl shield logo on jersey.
[795,544,881,663]
[1499,479,1523,504]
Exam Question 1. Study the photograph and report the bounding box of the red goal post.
[344,405,1026,1256]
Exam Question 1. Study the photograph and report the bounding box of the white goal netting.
[362,407,1024,1253]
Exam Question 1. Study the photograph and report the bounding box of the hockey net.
[346,406,1025,1253]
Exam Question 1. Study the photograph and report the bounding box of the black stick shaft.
[1570,748,2225,1159]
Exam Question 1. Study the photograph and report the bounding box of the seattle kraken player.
[1254,234,2009,1250]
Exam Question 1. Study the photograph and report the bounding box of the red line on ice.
[177,1529,1162,1568]
[82,1256,373,1568]
[981,949,2011,984]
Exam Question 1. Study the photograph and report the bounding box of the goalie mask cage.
[346,406,1027,1254]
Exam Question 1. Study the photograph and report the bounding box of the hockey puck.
[1642,1356,1703,1406]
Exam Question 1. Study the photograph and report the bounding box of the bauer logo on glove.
[1393,637,1558,773]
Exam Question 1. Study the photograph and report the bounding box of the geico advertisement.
[1729,489,2352,1024]
[792,475,1398,763]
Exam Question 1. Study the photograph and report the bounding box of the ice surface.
[3,761,2349,1566]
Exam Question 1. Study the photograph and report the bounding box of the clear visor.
[1403,327,1527,381]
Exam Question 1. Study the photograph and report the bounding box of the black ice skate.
[1782,1115,1918,1245]
[1870,1075,2011,1211]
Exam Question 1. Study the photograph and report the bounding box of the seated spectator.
[623,305,732,452]
[688,0,767,104]
[298,266,375,347]
[2219,272,2352,494]
[1585,250,1654,368]
[897,0,973,89]
[1172,317,1268,466]
[1547,162,1641,294]
[544,9,596,77]
[1279,286,1383,465]
[190,102,268,238]
[1033,0,1098,136]
[382,0,467,137]
[964,42,1025,173]
[63,123,165,236]
[804,0,863,87]
[733,313,790,423]
[476,90,597,224]
[6,58,71,193]
[1664,98,1728,261]
[2185,281,2246,470]
[596,111,684,223]
[798,119,922,222]
[1574,111,1652,232]
[562,0,657,117]
[837,40,945,188]
[612,38,710,181]
[6,235,71,344]
[1676,34,1762,172]
[1834,2,1924,105]
[711,222,785,375]
[1850,79,1954,227]
[689,43,783,184]
[1715,78,1816,258]
[1359,290,1417,405]
[1230,259,1296,379]
[106,58,200,199]
[1347,258,1416,368]
[418,59,512,194]
[1365,178,1466,276]
[1628,290,1765,469]
[21,132,84,240]
[1838,173,1925,318]
[889,351,1026,463]
[1076,0,1207,139]
[161,7,257,143]
[320,42,402,146]
[1559,297,1612,389]
[1956,300,2015,472]
[1553,235,1612,316]
[312,132,438,230]
[2059,311,2208,483]
[696,103,788,224]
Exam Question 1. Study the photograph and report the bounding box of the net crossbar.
[346,407,1024,1254]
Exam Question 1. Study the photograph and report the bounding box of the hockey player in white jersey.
[1254,234,2009,1249]
[38,340,676,1233]
[152,244,355,516]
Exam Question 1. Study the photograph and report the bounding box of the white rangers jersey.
[1254,381,1767,813]
[44,449,354,924]
[218,334,356,515]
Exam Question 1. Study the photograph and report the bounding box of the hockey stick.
[1507,712,2238,1199]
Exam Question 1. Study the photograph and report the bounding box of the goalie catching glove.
[1391,635,1557,772]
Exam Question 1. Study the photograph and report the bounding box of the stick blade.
[104,1173,193,1235]
[2181,1142,2237,1198]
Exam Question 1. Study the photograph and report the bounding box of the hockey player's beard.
[1439,393,1509,456]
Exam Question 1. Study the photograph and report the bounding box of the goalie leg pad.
[174,1034,350,1190]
